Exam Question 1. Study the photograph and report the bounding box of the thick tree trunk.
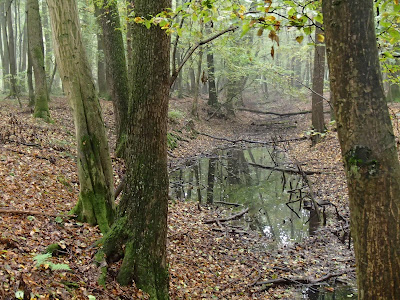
[100,0,171,298]
[323,1,400,299]
[311,23,325,145]
[47,0,115,233]
[94,0,129,157]
[27,0,51,122]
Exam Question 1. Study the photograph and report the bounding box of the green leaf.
[33,253,52,267]
[88,296,96,300]
[241,23,251,37]
[50,263,71,271]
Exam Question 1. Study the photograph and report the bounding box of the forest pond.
[169,146,320,247]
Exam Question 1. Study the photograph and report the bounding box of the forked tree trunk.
[100,0,170,298]
[311,23,325,145]
[27,0,51,122]
[323,1,400,298]
[47,0,115,233]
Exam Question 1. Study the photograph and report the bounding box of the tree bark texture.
[27,0,51,121]
[323,1,400,299]
[47,0,115,233]
[311,23,325,145]
[207,46,218,106]
[1,2,10,91]
[96,32,107,97]
[100,0,171,298]
[94,0,129,156]
[6,0,18,97]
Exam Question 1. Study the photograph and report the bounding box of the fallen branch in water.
[238,108,331,117]
[204,207,249,224]
[256,269,354,288]
[214,201,243,207]
[248,162,324,175]
[196,131,307,145]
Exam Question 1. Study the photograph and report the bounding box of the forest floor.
[1,94,400,299]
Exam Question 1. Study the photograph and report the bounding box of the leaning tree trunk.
[311,23,325,145]
[100,0,170,298]
[27,0,51,122]
[47,0,115,233]
[323,0,400,299]
[94,0,129,157]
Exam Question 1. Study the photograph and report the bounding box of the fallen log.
[248,162,324,175]
[196,131,307,145]
[204,207,249,224]
[214,201,243,207]
[256,269,354,287]
[238,108,331,117]
[0,209,70,217]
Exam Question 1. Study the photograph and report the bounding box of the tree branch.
[170,26,238,87]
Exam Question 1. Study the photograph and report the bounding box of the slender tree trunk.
[47,0,115,233]
[19,17,28,91]
[323,1,400,298]
[1,2,10,91]
[27,0,51,121]
[96,32,107,97]
[191,47,203,118]
[27,42,35,107]
[6,0,18,97]
[41,0,52,78]
[100,0,171,297]
[311,23,325,145]
[48,61,57,93]
[94,0,129,157]
[176,48,183,98]
[207,46,217,106]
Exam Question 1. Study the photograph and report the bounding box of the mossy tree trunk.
[323,1,400,298]
[94,0,129,157]
[27,0,51,122]
[100,0,170,298]
[311,23,325,145]
[47,0,115,233]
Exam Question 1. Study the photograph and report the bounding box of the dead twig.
[0,208,71,217]
[204,207,249,224]
[256,269,354,288]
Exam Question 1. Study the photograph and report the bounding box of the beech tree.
[27,0,50,122]
[99,0,171,297]
[47,0,115,233]
[323,0,400,298]
[311,22,325,145]
[93,0,129,156]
